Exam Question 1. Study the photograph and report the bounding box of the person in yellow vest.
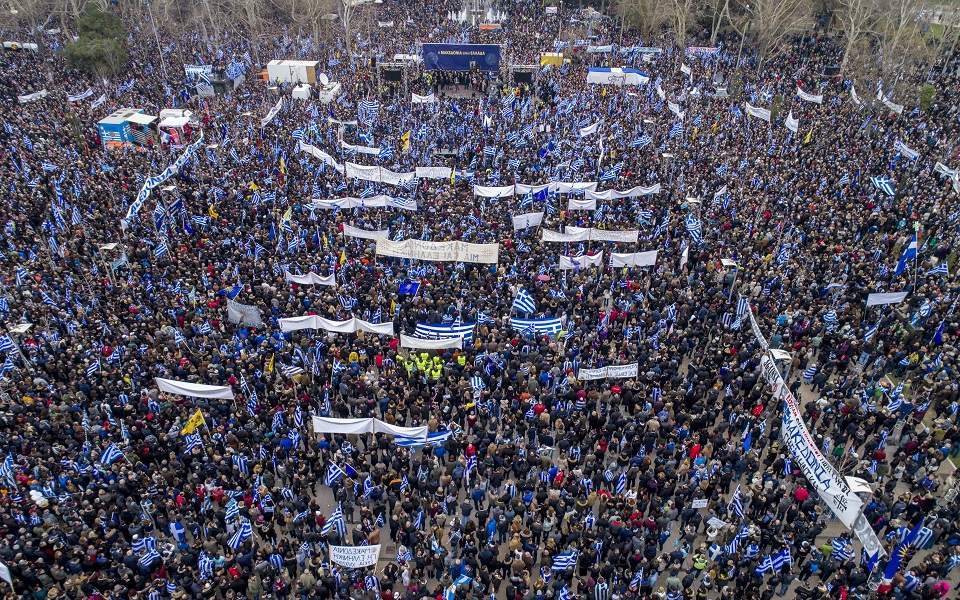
[430,357,443,380]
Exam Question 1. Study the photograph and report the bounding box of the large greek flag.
[414,322,476,344]
[509,317,563,335]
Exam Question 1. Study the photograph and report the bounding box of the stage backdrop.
[422,43,501,71]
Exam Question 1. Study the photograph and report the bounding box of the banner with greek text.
[559,253,603,270]
[298,141,344,173]
[284,271,336,286]
[311,196,417,211]
[376,239,499,264]
[567,198,596,210]
[578,363,638,380]
[760,354,862,528]
[226,300,264,327]
[866,292,908,307]
[796,87,823,104]
[585,184,660,200]
[261,98,283,127]
[745,102,771,122]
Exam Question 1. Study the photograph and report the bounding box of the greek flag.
[414,322,476,344]
[871,175,895,196]
[926,263,948,276]
[470,376,486,392]
[770,547,792,572]
[86,359,100,376]
[728,484,744,519]
[616,471,627,495]
[725,525,750,554]
[552,550,579,571]
[100,444,124,465]
[802,365,817,382]
[669,121,683,138]
[599,162,622,182]
[232,454,249,476]
[864,323,879,342]
[684,213,703,244]
[509,317,563,335]
[823,310,838,330]
[227,519,253,549]
[512,288,537,314]
[325,463,346,486]
[279,363,304,377]
[395,430,453,449]
[183,433,204,453]
[138,548,162,569]
[831,538,852,561]
[321,503,346,537]
[630,134,652,149]
[154,242,168,258]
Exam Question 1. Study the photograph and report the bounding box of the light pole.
[144,0,168,81]
[721,258,739,303]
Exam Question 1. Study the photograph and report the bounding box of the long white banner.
[578,363,638,380]
[342,141,381,155]
[342,224,389,240]
[330,545,381,568]
[542,227,639,243]
[760,354,862,528]
[559,253,604,270]
[865,291,908,307]
[745,102,771,122]
[284,271,336,286]
[298,141,345,173]
[585,184,661,200]
[278,316,394,335]
[610,251,658,267]
[415,166,451,179]
[123,131,205,227]
[345,162,416,186]
[261,98,283,127]
[155,377,234,399]
[376,239,499,264]
[400,334,463,349]
[568,198,596,210]
[796,86,823,104]
[512,212,544,231]
[311,196,417,211]
[311,416,427,439]
[226,299,263,327]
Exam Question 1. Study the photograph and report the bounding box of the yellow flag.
[449,170,456,185]
[281,206,293,224]
[400,130,411,153]
[279,156,286,175]
[248,182,260,191]
[266,353,275,374]
[180,409,206,435]
[803,129,813,145]
[208,204,219,219]
[390,298,396,316]
[465,401,476,410]
[339,249,347,265]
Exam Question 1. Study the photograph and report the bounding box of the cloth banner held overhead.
[155,377,234,400]
[341,141,381,156]
[745,102,771,122]
[567,198,596,210]
[866,292,908,307]
[760,354,862,528]
[226,299,264,327]
[344,162,416,186]
[68,88,94,102]
[311,417,427,439]
[330,545,381,568]
[17,90,48,103]
[579,122,601,137]
[400,334,463,350]
[893,140,919,161]
[609,251,658,268]
[585,184,660,199]
[578,363,639,380]
[342,224,390,241]
[123,132,205,227]
[298,141,345,173]
[376,239,499,263]
[559,253,603,270]
[261,98,283,127]
[512,212,544,231]
[474,185,516,198]
[796,87,823,104]
[542,227,639,243]
[278,316,394,335]
[411,93,436,104]
[311,196,417,211]
[877,89,904,114]
[284,271,336,286]
[415,166,451,179]
[785,112,799,133]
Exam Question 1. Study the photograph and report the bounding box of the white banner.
[877,89,904,114]
[579,122,601,138]
[415,166,451,179]
[760,355,862,528]
[155,377,234,399]
[298,141,344,173]
[559,253,604,270]
[934,162,958,180]
[865,291,908,307]
[541,228,639,243]
[311,196,417,211]
[668,101,684,119]
[376,239,499,264]
[850,85,862,106]
[796,86,823,104]
[744,298,769,350]
[68,88,93,102]
[284,271,336,286]
[311,417,427,440]
[400,334,463,349]
[785,111,799,133]
[893,140,919,161]
[567,198,596,210]
[473,185,516,198]
[552,181,598,193]
[261,98,283,127]
[332,543,382,567]
[512,212,544,231]
[745,102,771,122]
[278,316,395,335]
[585,184,661,200]
[411,93,436,104]
[609,250,658,267]
[578,363,638,380]
[17,90,48,103]
[514,183,551,195]
[344,162,416,186]
[342,141,381,156]
[342,224,389,240]
[226,299,263,327]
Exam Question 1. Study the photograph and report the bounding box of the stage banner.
[422,43,501,71]
[330,544,381,568]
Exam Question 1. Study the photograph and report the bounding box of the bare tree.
[707,0,730,42]
[837,0,878,73]
[728,0,813,70]
[873,0,930,94]
[613,0,670,40]
[667,0,696,47]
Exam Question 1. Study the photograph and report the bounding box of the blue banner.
[422,43,501,71]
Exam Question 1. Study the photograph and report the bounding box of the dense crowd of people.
[1,1,960,599]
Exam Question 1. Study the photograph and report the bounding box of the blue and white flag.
[512,288,537,314]
[895,233,918,276]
